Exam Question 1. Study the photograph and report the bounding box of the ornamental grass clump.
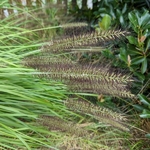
[24,55,134,98]
[0,1,137,149]
[65,98,129,131]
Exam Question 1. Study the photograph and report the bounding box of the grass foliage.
[0,13,72,149]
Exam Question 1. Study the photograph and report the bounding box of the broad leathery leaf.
[119,54,127,62]
[119,15,124,25]
[138,94,150,106]
[116,9,121,16]
[122,3,127,14]
[119,48,127,62]
[99,14,111,30]
[109,6,115,19]
[127,44,141,55]
[143,22,150,30]
[98,8,106,13]
[127,36,138,45]
[135,11,142,26]
[140,109,150,118]
[143,29,149,37]
[141,57,147,74]
[132,56,145,65]
[133,72,145,81]
[140,10,150,27]
[128,12,138,27]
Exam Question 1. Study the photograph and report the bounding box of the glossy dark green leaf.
[119,48,127,62]
[127,44,141,55]
[132,56,145,65]
[127,36,138,45]
[133,72,145,81]
[116,9,121,16]
[122,3,127,14]
[135,11,141,26]
[143,22,150,30]
[138,94,150,106]
[140,10,150,27]
[110,8,116,19]
[143,29,149,36]
[128,12,138,27]
[98,8,106,12]
[119,53,127,62]
[141,57,147,74]
[119,15,124,25]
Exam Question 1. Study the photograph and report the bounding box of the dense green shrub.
[68,0,150,140]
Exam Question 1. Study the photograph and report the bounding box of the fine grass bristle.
[24,56,134,98]
[38,115,90,137]
[42,30,129,53]
[65,98,130,131]
[60,22,88,28]
[59,22,93,37]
